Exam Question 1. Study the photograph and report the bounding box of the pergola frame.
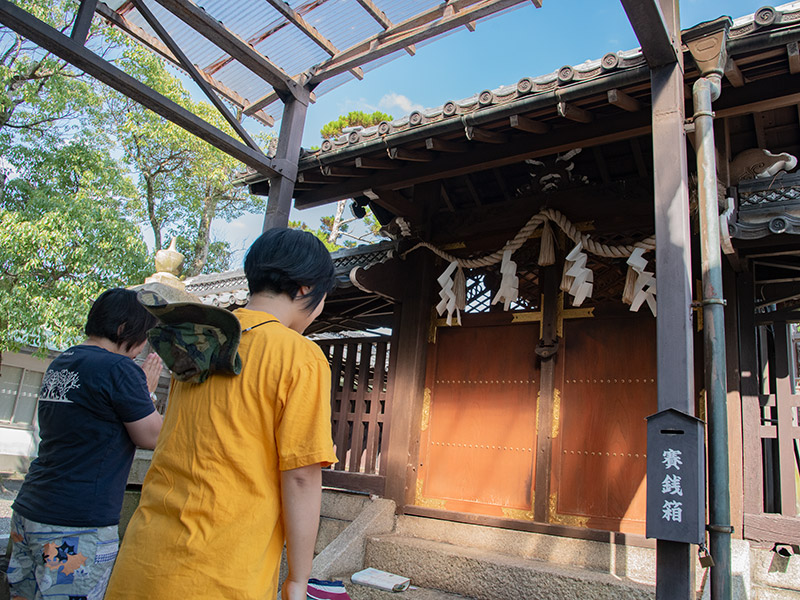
[0,1,731,597]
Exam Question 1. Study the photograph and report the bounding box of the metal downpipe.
[692,74,732,600]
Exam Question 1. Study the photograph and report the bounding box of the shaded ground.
[0,475,22,542]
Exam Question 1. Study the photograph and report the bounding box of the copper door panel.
[419,323,540,516]
[551,316,656,533]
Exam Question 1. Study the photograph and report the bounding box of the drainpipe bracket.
[691,298,727,307]
[693,109,715,120]
[706,523,735,534]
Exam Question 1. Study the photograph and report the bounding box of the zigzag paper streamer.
[492,250,519,311]
[435,260,461,326]
[627,247,657,317]
[564,242,593,307]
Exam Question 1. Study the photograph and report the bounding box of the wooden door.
[549,315,657,534]
[416,321,540,518]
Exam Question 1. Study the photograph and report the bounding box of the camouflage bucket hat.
[136,282,242,384]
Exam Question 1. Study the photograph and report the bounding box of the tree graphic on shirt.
[40,369,80,402]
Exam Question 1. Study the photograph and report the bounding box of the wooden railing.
[316,336,394,495]
[742,319,800,543]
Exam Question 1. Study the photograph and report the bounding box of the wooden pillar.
[723,263,745,536]
[262,93,309,231]
[737,272,763,517]
[774,322,797,516]
[650,1,696,595]
[383,181,438,508]
[382,252,434,508]
[533,264,559,522]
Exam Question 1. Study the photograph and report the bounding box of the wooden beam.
[264,0,364,80]
[788,41,800,75]
[630,137,648,178]
[592,146,610,185]
[463,174,482,205]
[509,113,548,134]
[297,171,336,184]
[307,0,531,85]
[262,95,308,229]
[95,3,275,126]
[492,168,510,201]
[71,0,97,44]
[368,188,421,220]
[620,0,680,68]
[0,0,278,177]
[131,0,260,151]
[321,165,367,177]
[465,126,508,143]
[557,101,593,123]
[354,0,416,55]
[387,147,433,162]
[425,137,468,152]
[440,182,455,211]
[150,0,306,101]
[607,88,642,112]
[724,57,745,87]
[296,110,652,208]
[753,111,767,149]
[355,156,399,170]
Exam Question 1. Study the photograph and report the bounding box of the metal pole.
[693,74,732,600]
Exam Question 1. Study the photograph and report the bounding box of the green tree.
[320,110,392,139]
[0,140,151,354]
[104,37,265,275]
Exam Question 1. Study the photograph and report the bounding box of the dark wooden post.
[533,264,559,522]
[262,93,310,231]
[649,1,696,596]
[774,322,798,516]
[382,251,434,508]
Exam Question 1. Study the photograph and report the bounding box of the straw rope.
[401,208,656,267]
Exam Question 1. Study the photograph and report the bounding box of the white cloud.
[378,92,424,115]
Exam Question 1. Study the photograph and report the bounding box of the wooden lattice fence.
[316,336,393,495]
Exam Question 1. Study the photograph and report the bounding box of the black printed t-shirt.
[13,345,155,527]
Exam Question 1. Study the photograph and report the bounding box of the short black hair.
[84,288,158,350]
[244,228,336,311]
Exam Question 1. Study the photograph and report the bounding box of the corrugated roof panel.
[377,0,443,26]
[124,2,231,73]
[253,21,330,76]
[305,0,384,54]
[212,60,276,103]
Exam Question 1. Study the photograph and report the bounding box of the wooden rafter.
[150,0,308,102]
[724,57,745,87]
[95,3,275,126]
[607,89,642,112]
[131,0,260,151]
[355,157,398,170]
[355,0,416,55]
[71,0,97,44]
[557,101,593,123]
[0,0,278,176]
[509,114,548,134]
[264,0,364,80]
[620,0,680,68]
[307,0,535,85]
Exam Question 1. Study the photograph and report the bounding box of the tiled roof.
[307,2,800,156]
[183,240,397,307]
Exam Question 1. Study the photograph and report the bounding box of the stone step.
[321,489,373,522]
[317,516,350,555]
[345,579,474,600]
[394,515,657,586]
[364,534,655,600]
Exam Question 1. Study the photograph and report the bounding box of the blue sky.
[215,0,770,263]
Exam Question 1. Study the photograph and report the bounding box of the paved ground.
[0,474,23,541]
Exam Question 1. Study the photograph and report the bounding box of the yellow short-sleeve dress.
[105,309,337,600]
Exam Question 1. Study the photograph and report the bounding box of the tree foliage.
[0,1,267,354]
[0,141,150,354]
[320,110,392,139]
